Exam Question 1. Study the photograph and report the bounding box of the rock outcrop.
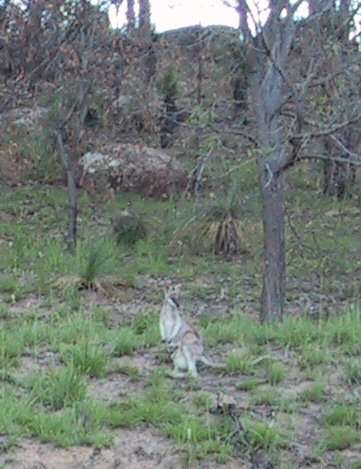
[79,143,187,198]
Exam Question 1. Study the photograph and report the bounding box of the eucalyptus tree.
[225,0,361,321]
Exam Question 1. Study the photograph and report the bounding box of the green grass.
[1,184,361,465]
[77,238,121,284]
[299,382,327,403]
[264,361,287,385]
[0,304,12,320]
[344,359,361,384]
[241,418,288,452]
[192,391,213,411]
[0,392,111,448]
[101,373,232,458]
[351,462,361,469]
[110,327,140,356]
[107,362,140,378]
[18,320,52,348]
[225,351,254,374]
[0,329,25,370]
[251,387,283,407]
[321,425,360,451]
[236,377,265,391]
[299,345,330,369]
[323,403,361,428]
[133,312,161,348]
[26,366,87,410]
[60,341,108,378]
[204,315,252,346]
[203,309,361,356]
[50,313,109,347]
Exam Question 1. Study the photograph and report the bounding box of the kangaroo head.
[164,284,181,308]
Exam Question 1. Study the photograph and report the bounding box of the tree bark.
[138,0,151,33]
[253,70,287,321]
[248,0,297,321]
[259,166,286,321]
[236,0,251,42]
[126,0,136,31]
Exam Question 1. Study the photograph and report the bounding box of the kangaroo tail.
[200,354,225,369]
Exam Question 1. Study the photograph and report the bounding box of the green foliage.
[3,124,59,182]
[188,105,215,125]
[158,67,178,98]
[201,183,242,222]
[173,183,245,256]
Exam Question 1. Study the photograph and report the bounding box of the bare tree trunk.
[259,166,286,321]
[237,0,251,42]
[196,52,203,104]
[248,1,297,321]
[57,132,78,252]
[126,0,136,31]
[255,75,287,321]
[138,0,151,33]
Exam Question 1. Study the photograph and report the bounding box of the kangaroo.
[160,285,224,378]
[159,284,182,348]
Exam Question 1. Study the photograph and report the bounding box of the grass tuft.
[299,382,326,403]
[110,327,140,356]
[27,366,87,410]
[344,359,361,384]
[264,361,287,385]
[241,418,288,451]
[60,340,108,378]
[321,425,360,451]
[225,351,254,375]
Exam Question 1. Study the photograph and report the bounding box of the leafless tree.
[139,0,151,34]
[0,1,116,251]
[126,0,136,30]
[245,1,302,321]
[228,0,361,321]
